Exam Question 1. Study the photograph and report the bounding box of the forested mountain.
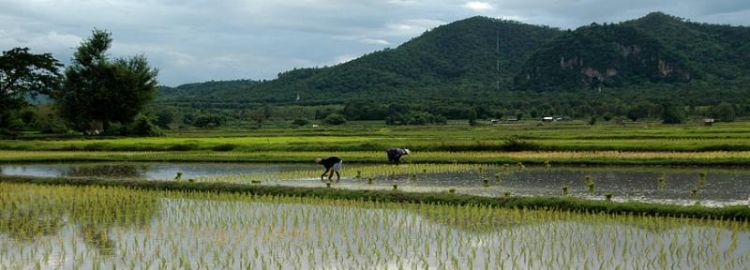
[517,12,750,90]
[159,16,563,103]
[157,12,750,120]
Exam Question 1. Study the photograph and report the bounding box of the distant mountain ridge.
[158,12,750,105]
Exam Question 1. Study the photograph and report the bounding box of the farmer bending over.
[386,148,410,164]
[315,156,342,182]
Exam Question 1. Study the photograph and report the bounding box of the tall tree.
[0,48,61,129]
[56,29,158,131]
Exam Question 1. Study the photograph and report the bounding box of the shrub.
[323,113,346,125]
[500,136,538,151]
[291,119,310,127]
[129,114,163,137]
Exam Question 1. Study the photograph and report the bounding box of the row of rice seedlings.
[2,183,750,269]
[198,163,493,183]
[8,150,750,164]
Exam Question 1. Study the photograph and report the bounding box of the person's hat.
[315,158,322,163]
[404,149,411,154]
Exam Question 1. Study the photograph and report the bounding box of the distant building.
[542,117,554,122]
[507,118,519,122]
[490,119,501,124]
[704,118,715,126]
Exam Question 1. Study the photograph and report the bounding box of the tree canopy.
[55,29,158,131]
[0,47,61,129]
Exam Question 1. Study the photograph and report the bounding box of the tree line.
[1,29,160,136]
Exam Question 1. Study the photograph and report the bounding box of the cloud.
[1,0,749,86]
[335,55,357,64]
[360,38,391,45]
[463,1,494,12]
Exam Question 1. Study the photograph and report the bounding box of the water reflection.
[0,162,318,180]
[0,184,159,258]
[62,164,148,178]
[2,188,748,270]
[3,163,750,205]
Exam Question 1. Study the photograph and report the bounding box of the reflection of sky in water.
[3,163,750,205]
[3,198,749,269]
[0,162,319,180]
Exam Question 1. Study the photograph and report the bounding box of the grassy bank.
[2,175,748,221]
[3,150,750,165]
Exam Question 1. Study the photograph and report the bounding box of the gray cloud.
[1,0,748,86]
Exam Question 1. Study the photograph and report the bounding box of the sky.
[2,0,749,86]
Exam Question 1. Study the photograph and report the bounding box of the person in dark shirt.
[315,156,342,182]
[386,148,410,164]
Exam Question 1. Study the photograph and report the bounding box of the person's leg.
[321,168,330,181]
[328,169,334,180]
[332,161,342,182]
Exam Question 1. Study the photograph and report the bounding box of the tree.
[661,103,685,124]
[711,102,736,122]
[0,47,61,130]
[626,102,650,121]
[55,29,158,132]
[154,107,177,129]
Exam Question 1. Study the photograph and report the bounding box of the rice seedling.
[585,176,596,193]
[1,182,746,270]
[657,175,666,192]
[698,172,708,189]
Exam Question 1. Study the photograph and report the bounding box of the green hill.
[159,17,563,103]
[517,12,750,90]
[156,13,750,119]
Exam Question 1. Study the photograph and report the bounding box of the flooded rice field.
[2,162,750,206]
[1,184,749,269]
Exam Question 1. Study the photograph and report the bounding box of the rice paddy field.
[4,122,750,269]
[2,183,749,269]
[5,121,750,153]
[3,162,750,206]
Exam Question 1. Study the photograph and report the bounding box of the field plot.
[2,183,749,269]
[4,162,750,206]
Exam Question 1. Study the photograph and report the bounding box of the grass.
[2,175,749,221]
[5,150,750,165]
[5,121,750,152]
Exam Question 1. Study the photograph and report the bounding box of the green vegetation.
[56,29,159,133]
[154,13,750,128]
[5,121,750,152]
[0,47,61,134]
[3,182,748,269]
[6,150,750,165]
[2,176,750,221]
